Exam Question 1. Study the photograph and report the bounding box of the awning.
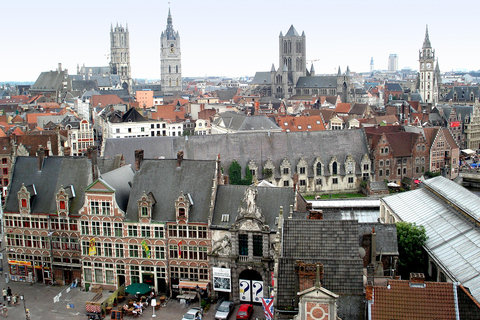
[179,281,208,290]
[461,149,476,155]
[387,182,400,187]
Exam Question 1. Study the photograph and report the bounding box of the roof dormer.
[56,185,71,216]
[18,183,35,214]
[175,191,192,224]
[137,191,156,223]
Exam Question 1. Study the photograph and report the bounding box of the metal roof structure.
[382,176,480,301]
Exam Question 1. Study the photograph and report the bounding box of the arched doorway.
[239,269,263,304]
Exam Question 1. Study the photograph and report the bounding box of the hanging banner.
[262,298,274,320]
[141,240,151,258]
[252,280,264,303]
[178,240,183,258]
[239,279,251,302]
[213,267,231,292]
[88,238,96,256]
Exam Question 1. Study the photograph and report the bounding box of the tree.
[242,166,253,185]
[229,160,242,185]
[396,221,428,279]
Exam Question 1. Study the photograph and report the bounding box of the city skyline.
[1,0,480,82]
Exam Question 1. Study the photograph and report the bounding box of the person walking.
[2,304,7,317]
[1,289,5,302]
[6,288,11,297]
[6,295,10,307]
[10,295,16,307]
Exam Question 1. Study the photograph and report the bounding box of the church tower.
[110,23,131,90]
[276,25,306,97]
[419,26,438,104]
[160,8,182,93]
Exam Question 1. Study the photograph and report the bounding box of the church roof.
[296,76,338,89]
[251,72,272,85]
[212,112,280,131]
[285,25,299,37]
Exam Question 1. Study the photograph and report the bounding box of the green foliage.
[396,222,428,278]
[263,168,273,179]
[425,171,441,178]
[229,161,252,185]
[229,160,242,185]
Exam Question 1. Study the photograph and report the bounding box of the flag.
[88,238,96,256]
[178,240,183,258]
[141,240,151,258]
[262,298,274,320]
[450,121,461,128]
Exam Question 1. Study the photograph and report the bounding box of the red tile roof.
[91,94,124,107]
[371,280,456,320]
[335,103,351,114]
[276,115,325,132]
[26,112,57,124]
[150,104,186,122]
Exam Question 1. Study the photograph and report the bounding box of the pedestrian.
[6,295,10,307]
[2,304,7,317]
[1,289,5,302]
[25,308,30,320]
[10,295,16,307]
[6,288,11,297]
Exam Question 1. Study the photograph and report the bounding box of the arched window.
[169,66,171,74]
[176,65,179,73]
[332,162,338,175]
[316,163,322,175]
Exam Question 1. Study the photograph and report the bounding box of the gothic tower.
[160,8,182,93]
[110,23,131,90]
[276,25,306,98]
[419,26,438,105]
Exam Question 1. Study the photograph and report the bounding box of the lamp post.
[20,294,29,320]
[151,298,157,318]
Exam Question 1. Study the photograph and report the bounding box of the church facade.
[160,8,182,93]
[251,25,352,101]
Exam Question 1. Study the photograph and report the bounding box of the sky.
[1,0,480,82]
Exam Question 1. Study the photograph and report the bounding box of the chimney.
[37,147,45,171]
[371,227,377,264]
[177,151,184,167]
[90,147,98,180]
[64,146,71,157]
[134,149,144,171]
[200,103,205,112]
[409,273,425,284]
[58,63,62,73]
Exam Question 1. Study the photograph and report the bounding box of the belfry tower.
[110,23,131,90]
[419,26,440,104]
[160,8,182,93]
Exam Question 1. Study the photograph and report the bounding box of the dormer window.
[18,183,33,214]
[137,191,156,221]
[175,192,192,223]
[21,199,27,208]
[60,201,66,210]
[179,208,185,217]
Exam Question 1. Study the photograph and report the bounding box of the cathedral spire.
[337,66,341,76]
[423,25,431,49]
[271,63,276,72]
[165,7,177,40]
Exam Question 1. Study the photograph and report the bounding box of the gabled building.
[4,152,92,285]
[30,64,72,103]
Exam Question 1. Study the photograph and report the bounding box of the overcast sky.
[1,0,479,82]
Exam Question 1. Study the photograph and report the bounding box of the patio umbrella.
[125,283,152,295]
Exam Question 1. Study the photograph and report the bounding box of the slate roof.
[296,76,338,89]
[445,86,480,102]
[31,70,71,92]
[4,156,92,214]
[349,103,368,116]
[251,72,272,85]
[122,107,147,122]
[371,280,457,320]
[277,219,364,319]
[211,185,294,231]
[285,25,299,37]
[212,113,280,131]
[384,83,403,92]
[100,164,134,212]
[103,130,369,179]
[382,176,480,301]
[125,159,217,223]
[72,80,99,92]
[358,223,398,255]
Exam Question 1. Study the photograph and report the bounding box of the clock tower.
[160,8,182,93]
[419,26,439,105]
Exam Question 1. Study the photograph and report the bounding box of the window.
[102,222,111,236]
[169,245,178,259]
[299,167,306,174]
[128,225,138,237]
[379,170,383,177]
[403,168,407,175]
[198,226,207,238]
[115,128,120,133]
[84,268,92,282]
[101,201,111,215]
[92,221,100,236]
[81,221,88,235]
[397,168,401,175]
[332,162,338,175]
[379,160,384,167]
[363,164,369,171]
[104,243,113,257]
[332,178,338,184]
[348,177,354,183]
[178,225,187,238]
[155,246,165,259]
[386,169,390,176]
[283,180,289,187]
[1,158,7,164]
[115,244,123,257]
[141,226,150,238]
[129,244,138,258]
[90,201,99,215]
[168,225,177,237]
[316,178,322,185]
[114,223,122,237]
[238,234,248,256]
[2,168,7,175]
[283,167,289,175]
[154,226,164,238]
[188,226,197,238]
[316,163,322,175]
[253,235,263,257]
[299,180,306,186]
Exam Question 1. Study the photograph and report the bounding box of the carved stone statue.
[212,235,232,255]
[243,186,257,213]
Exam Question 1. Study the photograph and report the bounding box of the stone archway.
[238,269,263,304]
